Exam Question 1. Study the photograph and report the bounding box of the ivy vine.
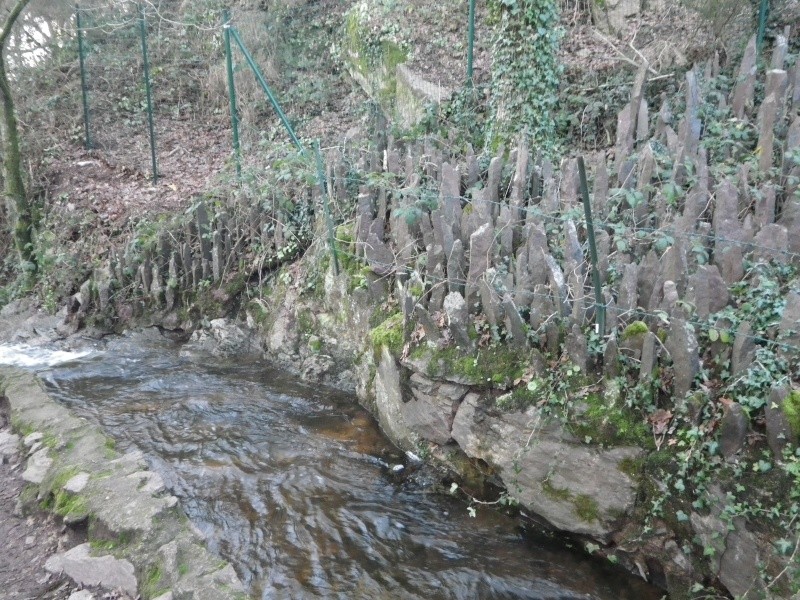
[487,0,562,154]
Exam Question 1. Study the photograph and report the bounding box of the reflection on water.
[5,336,663,599]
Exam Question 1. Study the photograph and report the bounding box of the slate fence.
[74,29,800,411]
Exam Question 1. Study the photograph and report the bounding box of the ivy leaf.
[708,328,719,342]
[775,539,794,555]
[676,510,689,522]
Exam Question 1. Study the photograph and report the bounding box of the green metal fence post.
[578,156,605,338]
[315,141,340,276]
[756,0,769,53]
[138,3,158,183]
[466,0,475,86]
[76,4,91,150]
[229,27,304,154]
[222,9,241,179]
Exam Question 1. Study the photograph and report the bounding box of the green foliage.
[423,345,530,388]
[784,391,800,437]
[571,390,652,448]
[487,0,561,152]
[141,564,167,600]
[369,312,404,355]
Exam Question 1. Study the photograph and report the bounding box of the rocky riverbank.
[0,307,246,600]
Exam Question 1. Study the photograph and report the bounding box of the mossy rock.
[782,389,800,436]
[369,312,404,356]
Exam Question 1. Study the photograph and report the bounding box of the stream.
[2,334,663,599]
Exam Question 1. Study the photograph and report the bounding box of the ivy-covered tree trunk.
[0,0,35,269]
[488,0,561,153]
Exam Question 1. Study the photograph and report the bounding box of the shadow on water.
[11,334,664,600]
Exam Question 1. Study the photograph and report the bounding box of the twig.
[592,29,657,76]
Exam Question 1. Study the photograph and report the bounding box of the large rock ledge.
[0,367,246,600]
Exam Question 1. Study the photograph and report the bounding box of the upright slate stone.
[447,239,466,295]
[530,284,554,331]
[719,400,749,460]
[365,232,395,276]
[765,385,797,458]
[510,139,529,215]
[545,254,568,317]
[479,276,503,326]
[752,223,789,262]
[779,292,800,356]
[466,223,494,309]
[731,321,756,376]
[755,183,776,228]
[592,158,610,218]
[565,324,588,372]
[665,319,700,399]
[486,156,503,218]
[731,36,758,119]
[617,263,639,314]
[503,295,528,348]
[686,265,729,319]
[639,331,658,382]
[428,263,447,313]
[564,220,583,269]
[414,305,441,343]
[715,246,745,285]
[444,291,471,348]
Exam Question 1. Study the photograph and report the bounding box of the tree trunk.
[0,0,34,268]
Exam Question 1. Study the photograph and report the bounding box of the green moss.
[571,392,651,448]
[308,337,323,353]
[247,299,270,325]
[542,480,599,523]
[369,312,404,355]
[51,467,80,491]
[618,456,645,479]
[621,320,649,340]
[54,491,88,519]
[783,390,800,436]
[141,565,167,599]
[573,494,600,523]
[409,284,424,298]
[297,310,316,336]
[178,562,190,577]
[11,417,35,436]
[422,345,529,387]
[89,531,131,552]
[541,479,571,502]
[42,433,58,449]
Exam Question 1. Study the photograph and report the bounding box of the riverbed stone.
[45,543,138,597]
[23,447,53,484]
[403,373,468,445]
[64,472,90,494]
[451,395,641,540]
[0,430,20,463]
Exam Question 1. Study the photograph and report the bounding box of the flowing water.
[2,335,663,600]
